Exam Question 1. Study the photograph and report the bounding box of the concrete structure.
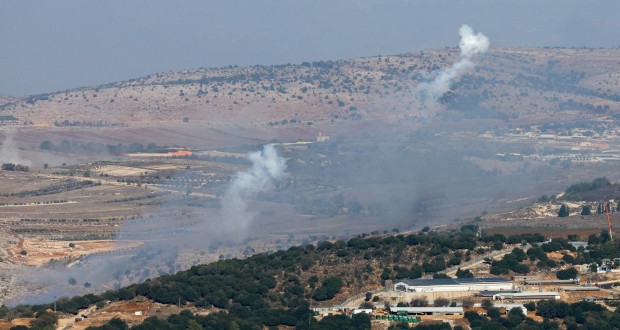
[394,278,513,293]
[512,275,542,283]
[389,307,464,316]
[524,279,577,285]
[569,241,588,251]
[492,292,560,300]
[562,286,600,292]
[478,290,520,297]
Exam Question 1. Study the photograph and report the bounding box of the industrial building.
[389,307,464,316]
[394,278,513,293]
[524,279,577,285]
[492,292,560,300]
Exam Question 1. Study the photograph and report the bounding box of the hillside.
[1,47,619,130]
[5,226,620,329]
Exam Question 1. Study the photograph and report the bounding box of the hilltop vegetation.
[561,177,617,201]
[1,48,619,128]
[6,228,620,329]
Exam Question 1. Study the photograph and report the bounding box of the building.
[562,286,600,292]
[568,241,589,251]
[492,292,560,300]
[512,275,541,283]
[394,278,513,293]
[524,279,577,286]
[389,307,464,316]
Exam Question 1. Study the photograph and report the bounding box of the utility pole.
[606,202,614,241]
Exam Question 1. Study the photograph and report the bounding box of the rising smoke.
[0,129,32,167]
[416,24,489,101]
[11,144,287,305]
[219,144,287,236]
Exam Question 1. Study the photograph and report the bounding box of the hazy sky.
[1,0,619,96]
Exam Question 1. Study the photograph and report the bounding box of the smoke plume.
[8,144,287,306]
[0,129,32,166]
[417,24,489,101]
[220,144,287,235]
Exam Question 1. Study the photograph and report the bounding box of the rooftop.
[390,307,464,313]
[397,278,511,287]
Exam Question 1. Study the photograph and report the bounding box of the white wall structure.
[394,278,513,293]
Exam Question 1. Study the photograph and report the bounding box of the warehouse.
[492,292,560,300]
[394,278,513,293]
[389,307,464,316]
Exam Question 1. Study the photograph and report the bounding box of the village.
[308,237,620,329]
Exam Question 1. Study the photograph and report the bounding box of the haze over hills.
[2,45,620,313]
[1,47,619,133]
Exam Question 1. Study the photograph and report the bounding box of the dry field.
[6,239,142,267]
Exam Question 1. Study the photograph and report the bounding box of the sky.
[1,0,619,96]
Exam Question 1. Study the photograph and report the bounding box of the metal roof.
[493,292,560,298]
[397,277,511,287]
[390,307,464,313]
[478,290,521,297]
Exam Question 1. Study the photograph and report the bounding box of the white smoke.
[220,144,286,235]
[0,129,32,166]
[417,24,489,101]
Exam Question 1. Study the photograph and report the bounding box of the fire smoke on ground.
[11,144,287,305]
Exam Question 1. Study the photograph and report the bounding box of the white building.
[394,278,513,293]
[492,292,560,300]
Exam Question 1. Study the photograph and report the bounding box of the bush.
[312,277,342,301]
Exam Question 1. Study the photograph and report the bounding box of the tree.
[481,299,494,309]
[312,277,342,301]
[456,268,473,278]
[434,297,450,307]
[359,301,374,309]
[462,298,474,308]
[524,301,536,311]
[40,140,54,150]
[556,268,578,280]
[410,296,428,307]
[487,307,501,318]
[558,204,570,217]
[536,300,570,318]
[581,205,592,215]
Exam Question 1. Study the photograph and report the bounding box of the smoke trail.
[219,144,287,236]
[417,24,489,101]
